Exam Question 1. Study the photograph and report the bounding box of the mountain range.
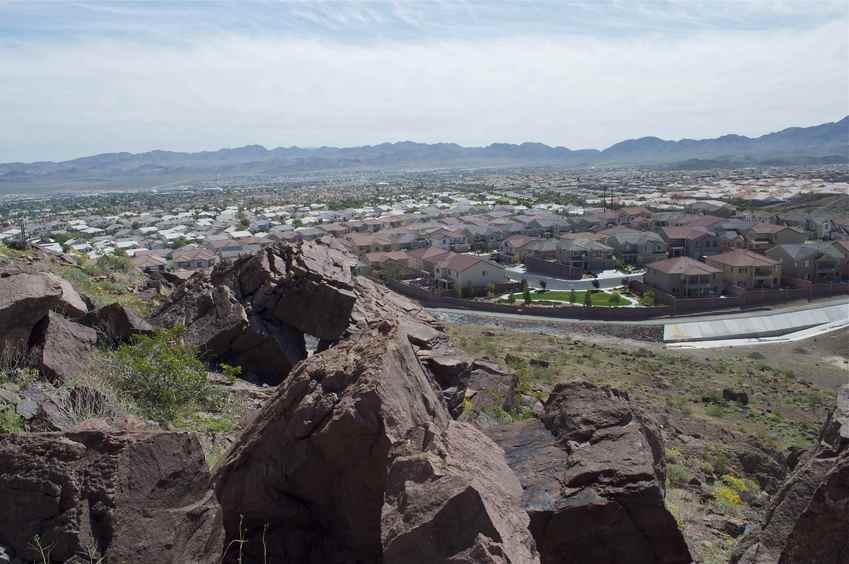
[2,116,846,193]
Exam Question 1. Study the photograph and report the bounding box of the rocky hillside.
[0,240,844,563]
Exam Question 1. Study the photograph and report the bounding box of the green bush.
[667,463,690,487]
[108,326,215,422]
[0,406,24,433]
[95,252,131,274]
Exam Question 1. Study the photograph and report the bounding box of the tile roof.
[707,249,779,267]
[647,256,721,275]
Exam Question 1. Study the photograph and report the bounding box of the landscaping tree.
[508,292,516,304]
[609,291,621,306]
[569,289,576,304]
[539,280,547,292]
[523,285,532,305]
[584,291,593,307]
[641,288,656,306]
[592,278,601,290]
[487,282,496,297]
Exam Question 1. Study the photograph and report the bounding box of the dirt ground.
[679,328,849,391]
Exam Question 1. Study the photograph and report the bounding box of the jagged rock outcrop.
[82,302,154,344]
[151,242,363,384]
[0,430,224,563]
[0,272,87,351]
[731,385,849,564]
[487,382,692,564]
[214,322,539,564]
[28,311,97,385]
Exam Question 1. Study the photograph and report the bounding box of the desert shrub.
[0,406,24,433]
[221,363,242,385]
[665,447,682,464]
[107,326,215,421]
[95,253,131,273]
[712,485,743,513]
[703,445,732,476]
[667,463,690,487]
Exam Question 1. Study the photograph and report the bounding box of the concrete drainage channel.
[664,303,849,349]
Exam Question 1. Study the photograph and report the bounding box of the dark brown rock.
[0,272,87,352]
[0,431,224,563]
[731,385,849,564]
[82,302,154,344]
[487,382,691,564]
[723,388,749,405]
[28,311,97,385]
[214,324,538,564]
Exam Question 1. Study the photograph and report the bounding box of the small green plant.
[507,292,516,304]
[108,326,215,422]
[640,288,656,306]
[667,463,690,487]
[0,406,24,433]
[712,485,743,512]
[568,289,576,303]
[221,363,242,385]
[583,291,592,307]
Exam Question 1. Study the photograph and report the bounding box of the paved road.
[428,295,849,328]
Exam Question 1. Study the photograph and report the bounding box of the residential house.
[433,253,508,291]
[171,246,218,270]
[428,228,469,252]
[766,243,843,284]
[131,253,167,273]
[407,247,452,275]
[744,223,806,252]
[685,200,736,217]
[557,239,615,274]
[661,226,721,259]
[605,231,667,266]
[705,249,782,290]
[644,257,721,298]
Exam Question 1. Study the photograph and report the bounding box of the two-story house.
[605,231,668,266]
[766,243,843,284]
[744,223,806,252]
[661,226,721,259]
[557,239,615,274]
[705,249,782,290]
[644,256,721,298]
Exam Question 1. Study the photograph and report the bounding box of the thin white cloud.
[0,18,846,161]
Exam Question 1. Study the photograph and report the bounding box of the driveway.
[505,265,644,291]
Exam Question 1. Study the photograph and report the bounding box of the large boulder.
[28,311,97,385]
[153,280,306,384]
[487,382,691,564]
[0,272,87,351]
[731,385,849,564]
[82,302,154,344]
[151,241,366,384]
[214,323,538,564]
[0,430,224,563]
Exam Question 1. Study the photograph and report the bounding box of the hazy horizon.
[2,1,847,163]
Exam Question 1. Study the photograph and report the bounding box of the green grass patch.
[507,289,630,306]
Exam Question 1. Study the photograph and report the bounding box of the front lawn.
[506,289,630,307]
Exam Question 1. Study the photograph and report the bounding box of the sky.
[1,1,847,163]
